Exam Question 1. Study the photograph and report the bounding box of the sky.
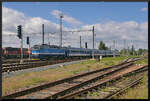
[2,2,148,50]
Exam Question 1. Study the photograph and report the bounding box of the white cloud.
[2,7,27,35]
[141,7,147,12]
[2,7,148,50]
[76,21,148,50]
[2,7,61,48]
[24,17,60,34]
[51,10,82,26]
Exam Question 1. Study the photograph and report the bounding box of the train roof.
[32,44,92,50]
[31,44,118,52]
[31,44,60,49]
[3,47,28,51]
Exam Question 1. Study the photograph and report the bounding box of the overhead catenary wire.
[3,32,147,50]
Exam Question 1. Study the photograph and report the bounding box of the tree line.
[120,45,148,56]
[98,41,147,56]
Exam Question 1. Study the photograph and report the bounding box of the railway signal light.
[27,36,29,45]
[17,25,22,39]
[27,36,31,60]
[85,42,87,49]
[17,25,23,63]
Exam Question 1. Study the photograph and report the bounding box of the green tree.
[138,48,143,55]
[98,41,108,50]
[99,41,104,50]
[130,45,135,55]
[120,48,127,56]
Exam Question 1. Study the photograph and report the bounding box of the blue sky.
[3,2,148,24]
[2,2,148,50]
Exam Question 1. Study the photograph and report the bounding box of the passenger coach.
[31,44,120,60]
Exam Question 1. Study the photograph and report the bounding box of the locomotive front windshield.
[32,44,61,50]
[31,45,41,50]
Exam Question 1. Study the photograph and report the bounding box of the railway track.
[121,57,141,63]
[60,65,147,99]
[2,58,82,73]
[2,57,141,73]
[2,59,145,99]
[2,59,40,64]
[3,57,91,64]
[105,74,147,99]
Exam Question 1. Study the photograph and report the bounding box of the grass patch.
[135,58,148,65]
[81,59,97,65]
[104,61,114,66]
[115,74,148,99]
[2,56,135,95]
[92,92,99,97]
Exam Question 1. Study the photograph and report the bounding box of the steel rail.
[45,63,134,99]
[2,57,141,73]
[2,61,133,99]
[2,58,144,99]
[57,65,147,99]
[105,76,145,99]
[2,58,80,73]
[2,59,40,64]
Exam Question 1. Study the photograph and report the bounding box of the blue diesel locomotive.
[31,44,120,60]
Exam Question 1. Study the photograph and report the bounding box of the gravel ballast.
[2,59,88,78]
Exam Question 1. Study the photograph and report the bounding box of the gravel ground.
[2,59,88,78]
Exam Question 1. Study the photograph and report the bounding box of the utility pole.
[17,25,23,63]
[62,29,92,49]
[85,42,87,48]
[27,36,30,60]
[48,33,51,45]
[124,39,126,49]
[127,42,129,56]
[124,39,126,56]
[60,14,63,47]
[132,40,135,56]
[48,34,50,45]
[109,46,111,50]
[115,40,117,50]
[113,40,115,57]
[92,26,95,59]
[29,41,30,60]
[93,26,94,49]
[127,46,129,56]
[42,24,44,45]
[21,36,23,63]
[135,42,137,56]
[80,36,81,48]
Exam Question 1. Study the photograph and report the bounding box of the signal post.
[17,25,23,63]
[27,36,30,60]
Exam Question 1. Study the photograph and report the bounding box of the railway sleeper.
[47,63,134,99]
[60,67,147,99]
[2,62,138,99]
